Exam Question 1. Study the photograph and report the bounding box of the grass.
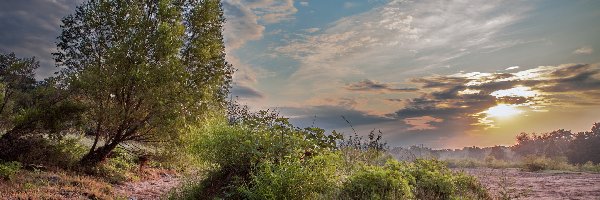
[444,156,600,173]
[0,168,118,199]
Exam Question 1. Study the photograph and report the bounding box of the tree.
[0,53,83,161]
[54,0,232,166]
[568,123,600,164]
[0,52,37,132]
[489,146,507,160]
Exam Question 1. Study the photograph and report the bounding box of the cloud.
[222,1,266,50]
[274,0,533,101]
[222,0,298,99]
[231,85,265,99]
[279,105,394,130]
[343,2,358,9]
[505,66,520,70]
[573,46,593,55]
[299,1,309,7]
[393,63,600,131]
[404,116,444,130]
[303,28,320,33]
[345,79,418,93]
[0,0,83,79]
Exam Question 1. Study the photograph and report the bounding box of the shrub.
[175,113,342,199]
[522,156,576,172]
[0,161,22,180]
[0,136,87,169]
[241,153,342,200]
[580,161,600,173]
[522,156,548,172]
[398,159,491,200]
[170,108,491,200]
[86,147,137,183]
[340,164,413,200]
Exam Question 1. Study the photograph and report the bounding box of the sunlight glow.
[484,104,523,118]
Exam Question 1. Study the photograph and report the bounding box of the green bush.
[241,153,342,200]
[522,156,576,172]
[0,161,22,180]
[580,161,600,173]
[340,164,413,200]
[87,147,137,183]
[172,113,342,199]
[395,159,491,200]
[169,108,490,200]
[1,136,87,169]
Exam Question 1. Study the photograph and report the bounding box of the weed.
[0,161,22,180]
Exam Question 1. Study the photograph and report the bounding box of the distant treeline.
[389,122,600,164]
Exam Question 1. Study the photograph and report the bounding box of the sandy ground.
[115,171,180,200]
[458,168,600,200]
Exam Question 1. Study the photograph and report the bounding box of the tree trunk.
[79,141,119,167]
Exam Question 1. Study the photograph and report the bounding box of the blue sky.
[223,0,600,148]
[1,0,599,148]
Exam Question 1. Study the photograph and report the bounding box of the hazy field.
[460,168,600,200]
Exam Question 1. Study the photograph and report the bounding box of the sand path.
[460,168,600,200]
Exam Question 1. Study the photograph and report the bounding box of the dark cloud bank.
[0,0,82,79]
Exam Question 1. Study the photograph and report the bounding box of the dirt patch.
[115,169,180,200]
[457,168,600,200]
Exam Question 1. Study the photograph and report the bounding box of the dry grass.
[0,168,120,200]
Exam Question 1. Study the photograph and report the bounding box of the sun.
[484,104,523,118]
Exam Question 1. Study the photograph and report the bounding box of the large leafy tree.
[54,0,232,166]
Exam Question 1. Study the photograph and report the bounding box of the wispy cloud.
[345,79,418,93]
[303,27,320,33]
[222,0,298,104]
[343,2,358,9]
[573,46,593,55]
[231,85,265,99]
[274,0,533,100]
[222,0,297,50]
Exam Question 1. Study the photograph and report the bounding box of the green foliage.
[47,137,88,168]
[170,106,491,200]
[176,108,343,198]
[340,163,413,200]
[568,123,600,164]
[87,147,138,184]
[0,52,37,131]
[0,161,22,180]
[0,136,86,169]
[512,123,600,165]
[522,156,575,172]
[241,153,342,200]
[55,0,233,166]
[394,159,491,200]
[580,161,600,173]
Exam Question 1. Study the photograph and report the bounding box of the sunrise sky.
[1,0,599,148]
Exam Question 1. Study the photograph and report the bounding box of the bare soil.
[115,169,180,200]
[458,168,600,200]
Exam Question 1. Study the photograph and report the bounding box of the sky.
[1,0,600,149]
